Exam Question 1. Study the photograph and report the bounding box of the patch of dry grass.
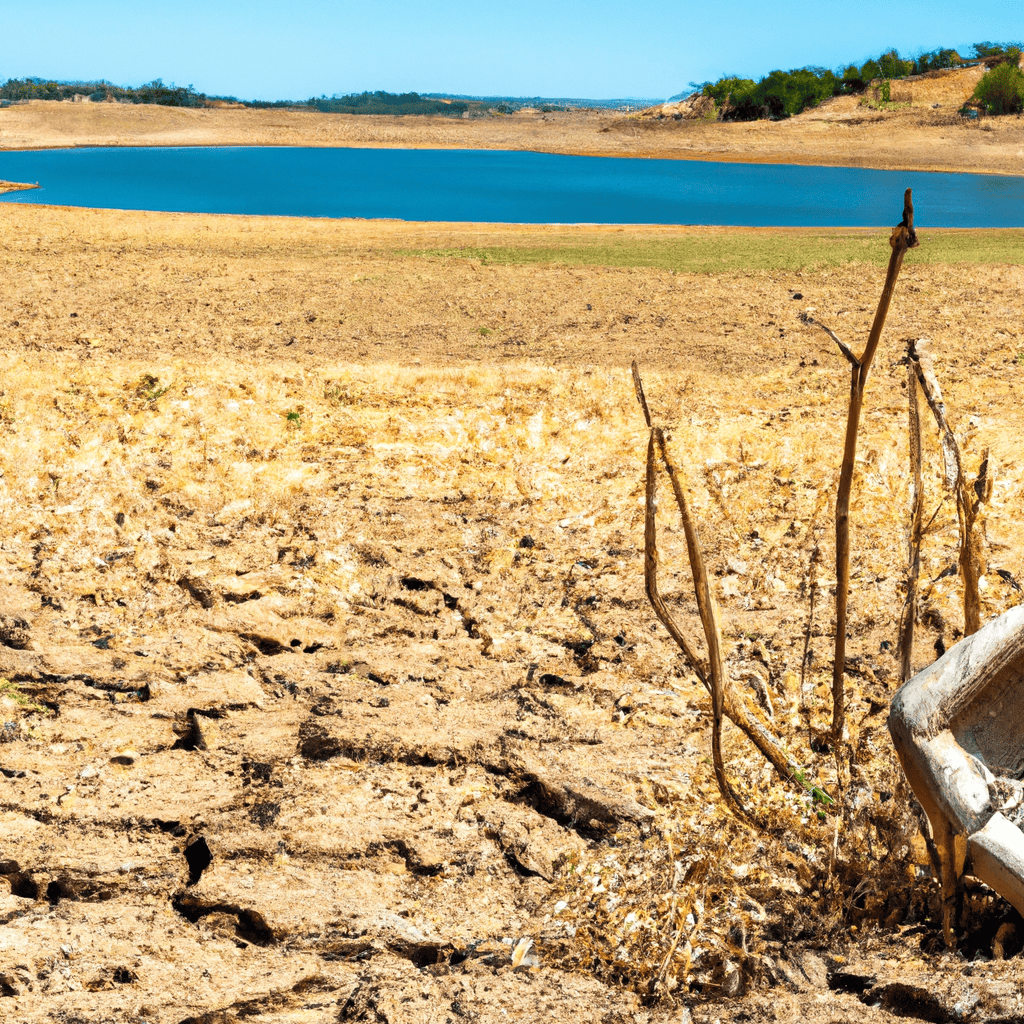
[3,203,1024,1003]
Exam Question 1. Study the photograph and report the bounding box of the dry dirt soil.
[1,86,1024,1021]
[1,80,1024,175]
[0,203,1023,1023]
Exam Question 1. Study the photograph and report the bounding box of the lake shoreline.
[2,98,1023,177]
[2,139,1021,180]
[1,147,1019,226]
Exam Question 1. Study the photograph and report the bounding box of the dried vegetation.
[0,204,1023,1021]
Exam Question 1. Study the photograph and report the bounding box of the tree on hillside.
[972,60,1024,114]
[878,49,914,79]
[859,58,881,82]
[913,48,960,73]
[701,76,758,114]
[972,41,1006,59]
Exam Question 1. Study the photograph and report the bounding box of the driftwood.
[803,188,919,740]
[889,605,1024,948]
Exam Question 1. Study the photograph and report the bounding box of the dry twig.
[652,425,748,822]
[804,188,919,740]
[899,345,926,682]
[908,337,991,636]
[633,361,819,820]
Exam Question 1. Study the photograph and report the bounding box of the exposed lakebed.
[0,146,1022,225]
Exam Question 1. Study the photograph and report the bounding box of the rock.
[0,614,31,650]
[492,813,556,881]
[181,669,266,711]
[397,836,446,874]
[515,755,655,831]
[829,959,1024,1023]
[178,574,215,609]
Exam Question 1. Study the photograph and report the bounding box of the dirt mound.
[637,94,715,120]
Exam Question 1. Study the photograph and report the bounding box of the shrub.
[972,61,1024,114]
[705,68,836,121]
[840,65,867,94]
[307,91,471,116]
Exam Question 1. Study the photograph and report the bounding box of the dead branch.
[908,337,991,636]
[653,426,749,823]
[634,361,819,818]
[811,189,919,741]
[632,361,652,429]
[899,346,926,682]
[800,534,823,747]
[643,433,709,687]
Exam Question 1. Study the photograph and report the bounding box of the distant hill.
[0,80,664,116]
[423,93,663,110]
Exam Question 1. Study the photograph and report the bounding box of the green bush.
[703,68,836,121]
[860,59,881,82]
[972,61,1024,114]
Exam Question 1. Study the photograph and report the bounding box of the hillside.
[2,93,1024,175]
[645,62,988,118]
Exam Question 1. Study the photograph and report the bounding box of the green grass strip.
[399,228,1024,273]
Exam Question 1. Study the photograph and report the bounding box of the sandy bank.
[0,178,38,193]
[1,98,1023,175]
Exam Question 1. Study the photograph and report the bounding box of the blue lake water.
[0,146,1022,226]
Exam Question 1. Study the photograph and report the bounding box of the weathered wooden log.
[889,605,1024,947]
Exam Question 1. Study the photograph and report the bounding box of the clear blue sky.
[3,0,1022,101]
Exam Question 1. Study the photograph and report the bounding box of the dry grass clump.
[0,354,647,628]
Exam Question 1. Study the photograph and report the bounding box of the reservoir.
[0,146,1022,226]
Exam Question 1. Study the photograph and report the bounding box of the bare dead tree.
[802,188,919,741]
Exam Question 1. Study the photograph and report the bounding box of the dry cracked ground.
[0,204,1024,1023]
